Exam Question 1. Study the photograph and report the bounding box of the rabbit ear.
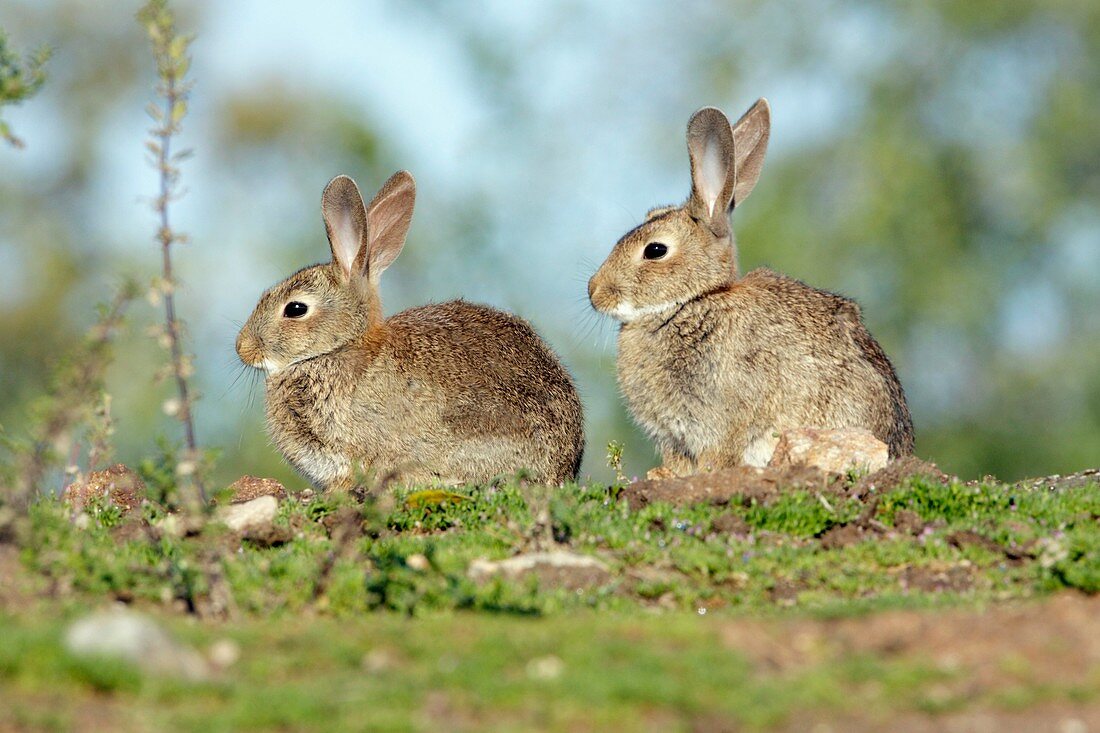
[364,170,416,281]
[730,98,770,206]
[322,175,370,281]
[687,107,736,237]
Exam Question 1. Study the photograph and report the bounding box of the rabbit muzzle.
[589,275,681,323]
[587,275,620,314]
[235,329,267,370]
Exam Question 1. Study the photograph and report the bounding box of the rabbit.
[236,171,584,491]
[587,99,914,477]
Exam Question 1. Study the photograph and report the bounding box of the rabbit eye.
[283,301,308,318]
[643,242,668,260]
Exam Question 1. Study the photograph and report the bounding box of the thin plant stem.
[14,285,135,508]
[141,0,205,504]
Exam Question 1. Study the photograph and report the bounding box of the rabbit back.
[617,268,913,467]
[265,299,584,487]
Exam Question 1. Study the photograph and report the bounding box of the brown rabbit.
[588,100,913,476]
[236,171,584,490]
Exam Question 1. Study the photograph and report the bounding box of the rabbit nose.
[588,276,617,311]
[236,330,260,364]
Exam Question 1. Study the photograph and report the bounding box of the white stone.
[468,551,611,590]
[217,495,278,533]
[65,608,209,680]
[768,427,889,475]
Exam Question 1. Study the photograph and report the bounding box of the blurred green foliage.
[0,30,49,147]
[0,1,1097,487]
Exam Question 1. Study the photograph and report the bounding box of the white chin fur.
[258,359,282,375]
[609,301,680,323]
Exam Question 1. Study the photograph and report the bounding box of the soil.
[946,530,1035,564]
[622,455,961,510]
[720,591,1100,676]
[222,475,288,504]
[847,455,954,498]
[780,703,1100,733]
[717,592,1100,727]
[61,464,147,514]
[818,521,875,549]
[622,465,835,509]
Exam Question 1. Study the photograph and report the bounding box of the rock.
[217,495,279,534]
[62,464,146,514]
[64,608,209,680]
[468,551,612,591]
[224,475,287,504]
[768,428,889,475]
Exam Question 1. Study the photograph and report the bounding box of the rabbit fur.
[588,100,913,475]
[237,171,584,490]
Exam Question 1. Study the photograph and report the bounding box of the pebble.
[207,638,241,670]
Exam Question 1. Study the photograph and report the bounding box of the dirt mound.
[848,455,954,498]
[222,475,288,504]
[623,453,962,510]
[62,464,147,514]
[623,465,833,509]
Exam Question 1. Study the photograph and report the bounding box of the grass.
[0,610,958,732]
[1,471,1098,731]
[21,475,1099,615]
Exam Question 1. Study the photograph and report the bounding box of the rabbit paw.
[645,466,679,481]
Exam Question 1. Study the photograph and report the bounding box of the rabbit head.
[236,171,416,374]
[588,100,770,322]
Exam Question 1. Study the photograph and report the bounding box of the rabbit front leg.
[645,450,695,480]
[695,429,778,471]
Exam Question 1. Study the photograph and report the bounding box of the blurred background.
[1,0,1097,488]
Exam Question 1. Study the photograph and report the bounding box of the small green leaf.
[404,490,469,510]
